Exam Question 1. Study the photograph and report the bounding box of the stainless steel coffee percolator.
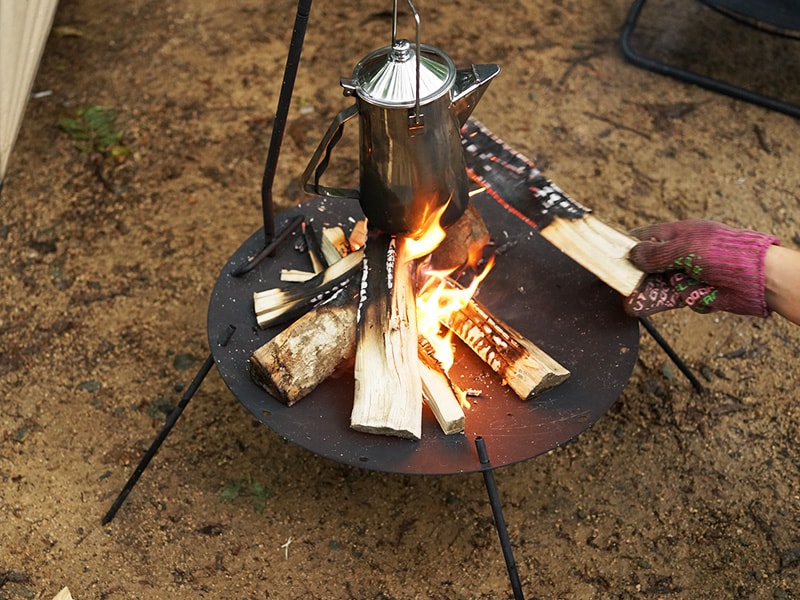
[300,0,500,236]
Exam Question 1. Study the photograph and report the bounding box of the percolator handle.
[299,104,360,200]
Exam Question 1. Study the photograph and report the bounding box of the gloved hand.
[625,220,779,318]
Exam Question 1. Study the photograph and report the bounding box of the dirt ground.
[2,0,799,598]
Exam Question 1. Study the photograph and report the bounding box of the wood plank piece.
[351,232,422,440]
[253,249,363,328]
[418,344,465,435]
[461,118,645,296]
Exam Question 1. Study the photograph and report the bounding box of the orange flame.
[405,201,494,385]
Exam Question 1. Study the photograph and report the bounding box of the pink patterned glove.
[625,220,779,317]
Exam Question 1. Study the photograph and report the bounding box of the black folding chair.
[621,0,800,118]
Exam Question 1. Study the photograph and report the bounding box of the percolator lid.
[354,40,455,107]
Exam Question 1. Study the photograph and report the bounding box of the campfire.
[243,1,603,441]
[249,203,570,440]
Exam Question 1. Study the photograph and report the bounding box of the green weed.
[219,477,271,513]
[58,105,130,159]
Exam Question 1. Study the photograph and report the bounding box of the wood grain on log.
[351,232,422,440]
[441,284,570,400]
[418,344,465,435]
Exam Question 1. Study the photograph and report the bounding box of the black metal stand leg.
[639,316,705,394]
[260,0,313,241]
[476,436,525,600]
[102,353,216,525]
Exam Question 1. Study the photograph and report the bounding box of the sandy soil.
[2,0,799,598]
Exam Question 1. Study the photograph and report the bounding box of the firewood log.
[440,282,570,400]
[321,226,350,265]
[349,219,367,251]
[253,249,363,328]
[250,283,359,405]
[279,268,315,282]
[418,343,465,435]
[462,118,645,296]
[303,221,327,274]
[428,203,490,272]
[351,232,422,440]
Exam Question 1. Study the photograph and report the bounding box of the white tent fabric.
[0,0,59,185]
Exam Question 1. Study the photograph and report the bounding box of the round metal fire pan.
[207,194,639,475]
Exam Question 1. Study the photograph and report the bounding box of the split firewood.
[351,231,422,440]
[279,268,316,282]
[462,118,645,296]
[428,203,490,272]
[418,342,465,435]
[253,249,363,328]
[540,213,639,295]
[250,282,359,405]
[349,219,367,251]
[321,226,350,266]
[440,281,570,400]
[303,221,327,274]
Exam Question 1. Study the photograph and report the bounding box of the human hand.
[625,220,779,317]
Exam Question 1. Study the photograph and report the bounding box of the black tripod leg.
[639,316,705,394]
[476,436,525,600]
[102,353,216,524]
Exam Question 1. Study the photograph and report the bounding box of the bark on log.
[351,232,422,440]
[249,283,359,405]
[441,284,570,400]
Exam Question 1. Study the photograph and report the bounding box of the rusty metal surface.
[207,193,639,475]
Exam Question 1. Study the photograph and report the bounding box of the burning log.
[249,206,568,438]
[440,282,570,400]
[427,203,490,272]
[250,282,359,405]
[351,232,423,440]
[419,342,465,435]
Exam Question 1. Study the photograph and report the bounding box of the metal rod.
[260,0,313,242]
[620,0,800,119]
[475,436,525,600]
[392,0,398,46]
[639,316,705,394]
[230,214,304,277]
[408,0,422,126]
[102,353,217,525]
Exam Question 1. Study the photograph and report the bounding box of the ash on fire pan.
[207,191,640,475]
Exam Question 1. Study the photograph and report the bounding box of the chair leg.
[620,0,800,119]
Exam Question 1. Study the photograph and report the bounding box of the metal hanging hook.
[391,0,422,127]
